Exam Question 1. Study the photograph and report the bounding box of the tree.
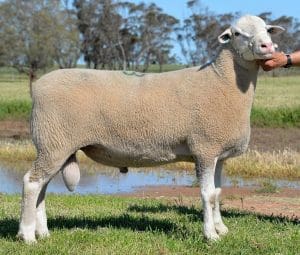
[74,0,179,72]
[52,0,81,68]
[176,1,238,66]
[0,0,59,94]
[139,3,179,72]
[74,0,123,69]
[122,3,179,71]
[0,0,81,94]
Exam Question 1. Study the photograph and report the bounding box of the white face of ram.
[218,15,285,61]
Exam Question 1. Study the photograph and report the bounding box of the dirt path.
[0,120,29,139]
[249,127,300,152]
[123,186,300,219]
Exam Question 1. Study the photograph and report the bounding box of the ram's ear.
[218,28,232,44]
[266,25,285,35]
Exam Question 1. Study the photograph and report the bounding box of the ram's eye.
[267,28,275,34]
[234,32,240,36]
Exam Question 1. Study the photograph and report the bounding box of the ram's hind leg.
[35,183,50,239]
[18,154,68,243]
[17,170,41,243]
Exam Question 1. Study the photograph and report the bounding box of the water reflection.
[0,164,196,194]
[0,163,299,194]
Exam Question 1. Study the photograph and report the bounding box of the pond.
[0,162,299,194]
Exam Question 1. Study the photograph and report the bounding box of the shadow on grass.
[0,204,298,240]
[221,209,299,225]
[128,203,200,215]
[48,213,178,233]
[0,218,19,239]
[0,214,178,239]
[127,203,300,225]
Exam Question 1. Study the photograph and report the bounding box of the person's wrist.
[284,54,292,68]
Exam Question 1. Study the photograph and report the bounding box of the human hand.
[258,52,288,71]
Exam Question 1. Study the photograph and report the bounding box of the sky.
[130,0,300,62]
[132,0,300,21]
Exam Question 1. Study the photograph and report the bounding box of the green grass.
[0,68,299,127]
[251,107,300,127]
[255,75,300,109]
[0,100,31,120]
[146,64,186,73]
[252,75,300,127]
[0,195,299,255]
[0,75,31,120]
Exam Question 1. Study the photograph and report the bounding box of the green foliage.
[74,1,179,71]
[251,107,300,127]
[146,64,185,73]
[0,1,57,72]
[256,180,279,194]
[255,75,300,109]
[0,0,80,83]
[0,195,299,254]
[0,100,31,120]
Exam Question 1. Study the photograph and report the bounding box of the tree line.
[1,0,300,88]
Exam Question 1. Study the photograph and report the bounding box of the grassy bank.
[225,149,300,179]
[251,107,300,127]
[0,70,300,126]
[0,140,299,179]
[0,100,31,120]
[0,195,299,255]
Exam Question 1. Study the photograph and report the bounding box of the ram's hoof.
[36,229,50,239]
[215,223,228,236]
[204,231,220,242]
[17,232,37,244]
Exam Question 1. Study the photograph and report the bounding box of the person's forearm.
[290,51,300,66]
[259,51,300,71]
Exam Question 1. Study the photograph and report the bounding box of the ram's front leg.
[213,160,228,235]
[196,157,220,241]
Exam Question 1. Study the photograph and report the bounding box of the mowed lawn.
[0,195,299,255]
[255,75,300,109]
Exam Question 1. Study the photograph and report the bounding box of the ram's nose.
[260,42,275,53]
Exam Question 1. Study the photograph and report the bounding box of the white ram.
[17,15,284,242]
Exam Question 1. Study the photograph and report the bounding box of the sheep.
[17,15,284,243]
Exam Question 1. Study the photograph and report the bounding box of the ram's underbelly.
[81,143,193,167]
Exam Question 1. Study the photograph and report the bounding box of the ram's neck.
[209,48,259,126]
[213,48,259,91]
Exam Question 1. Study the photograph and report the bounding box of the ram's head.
[218,15,284,60]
